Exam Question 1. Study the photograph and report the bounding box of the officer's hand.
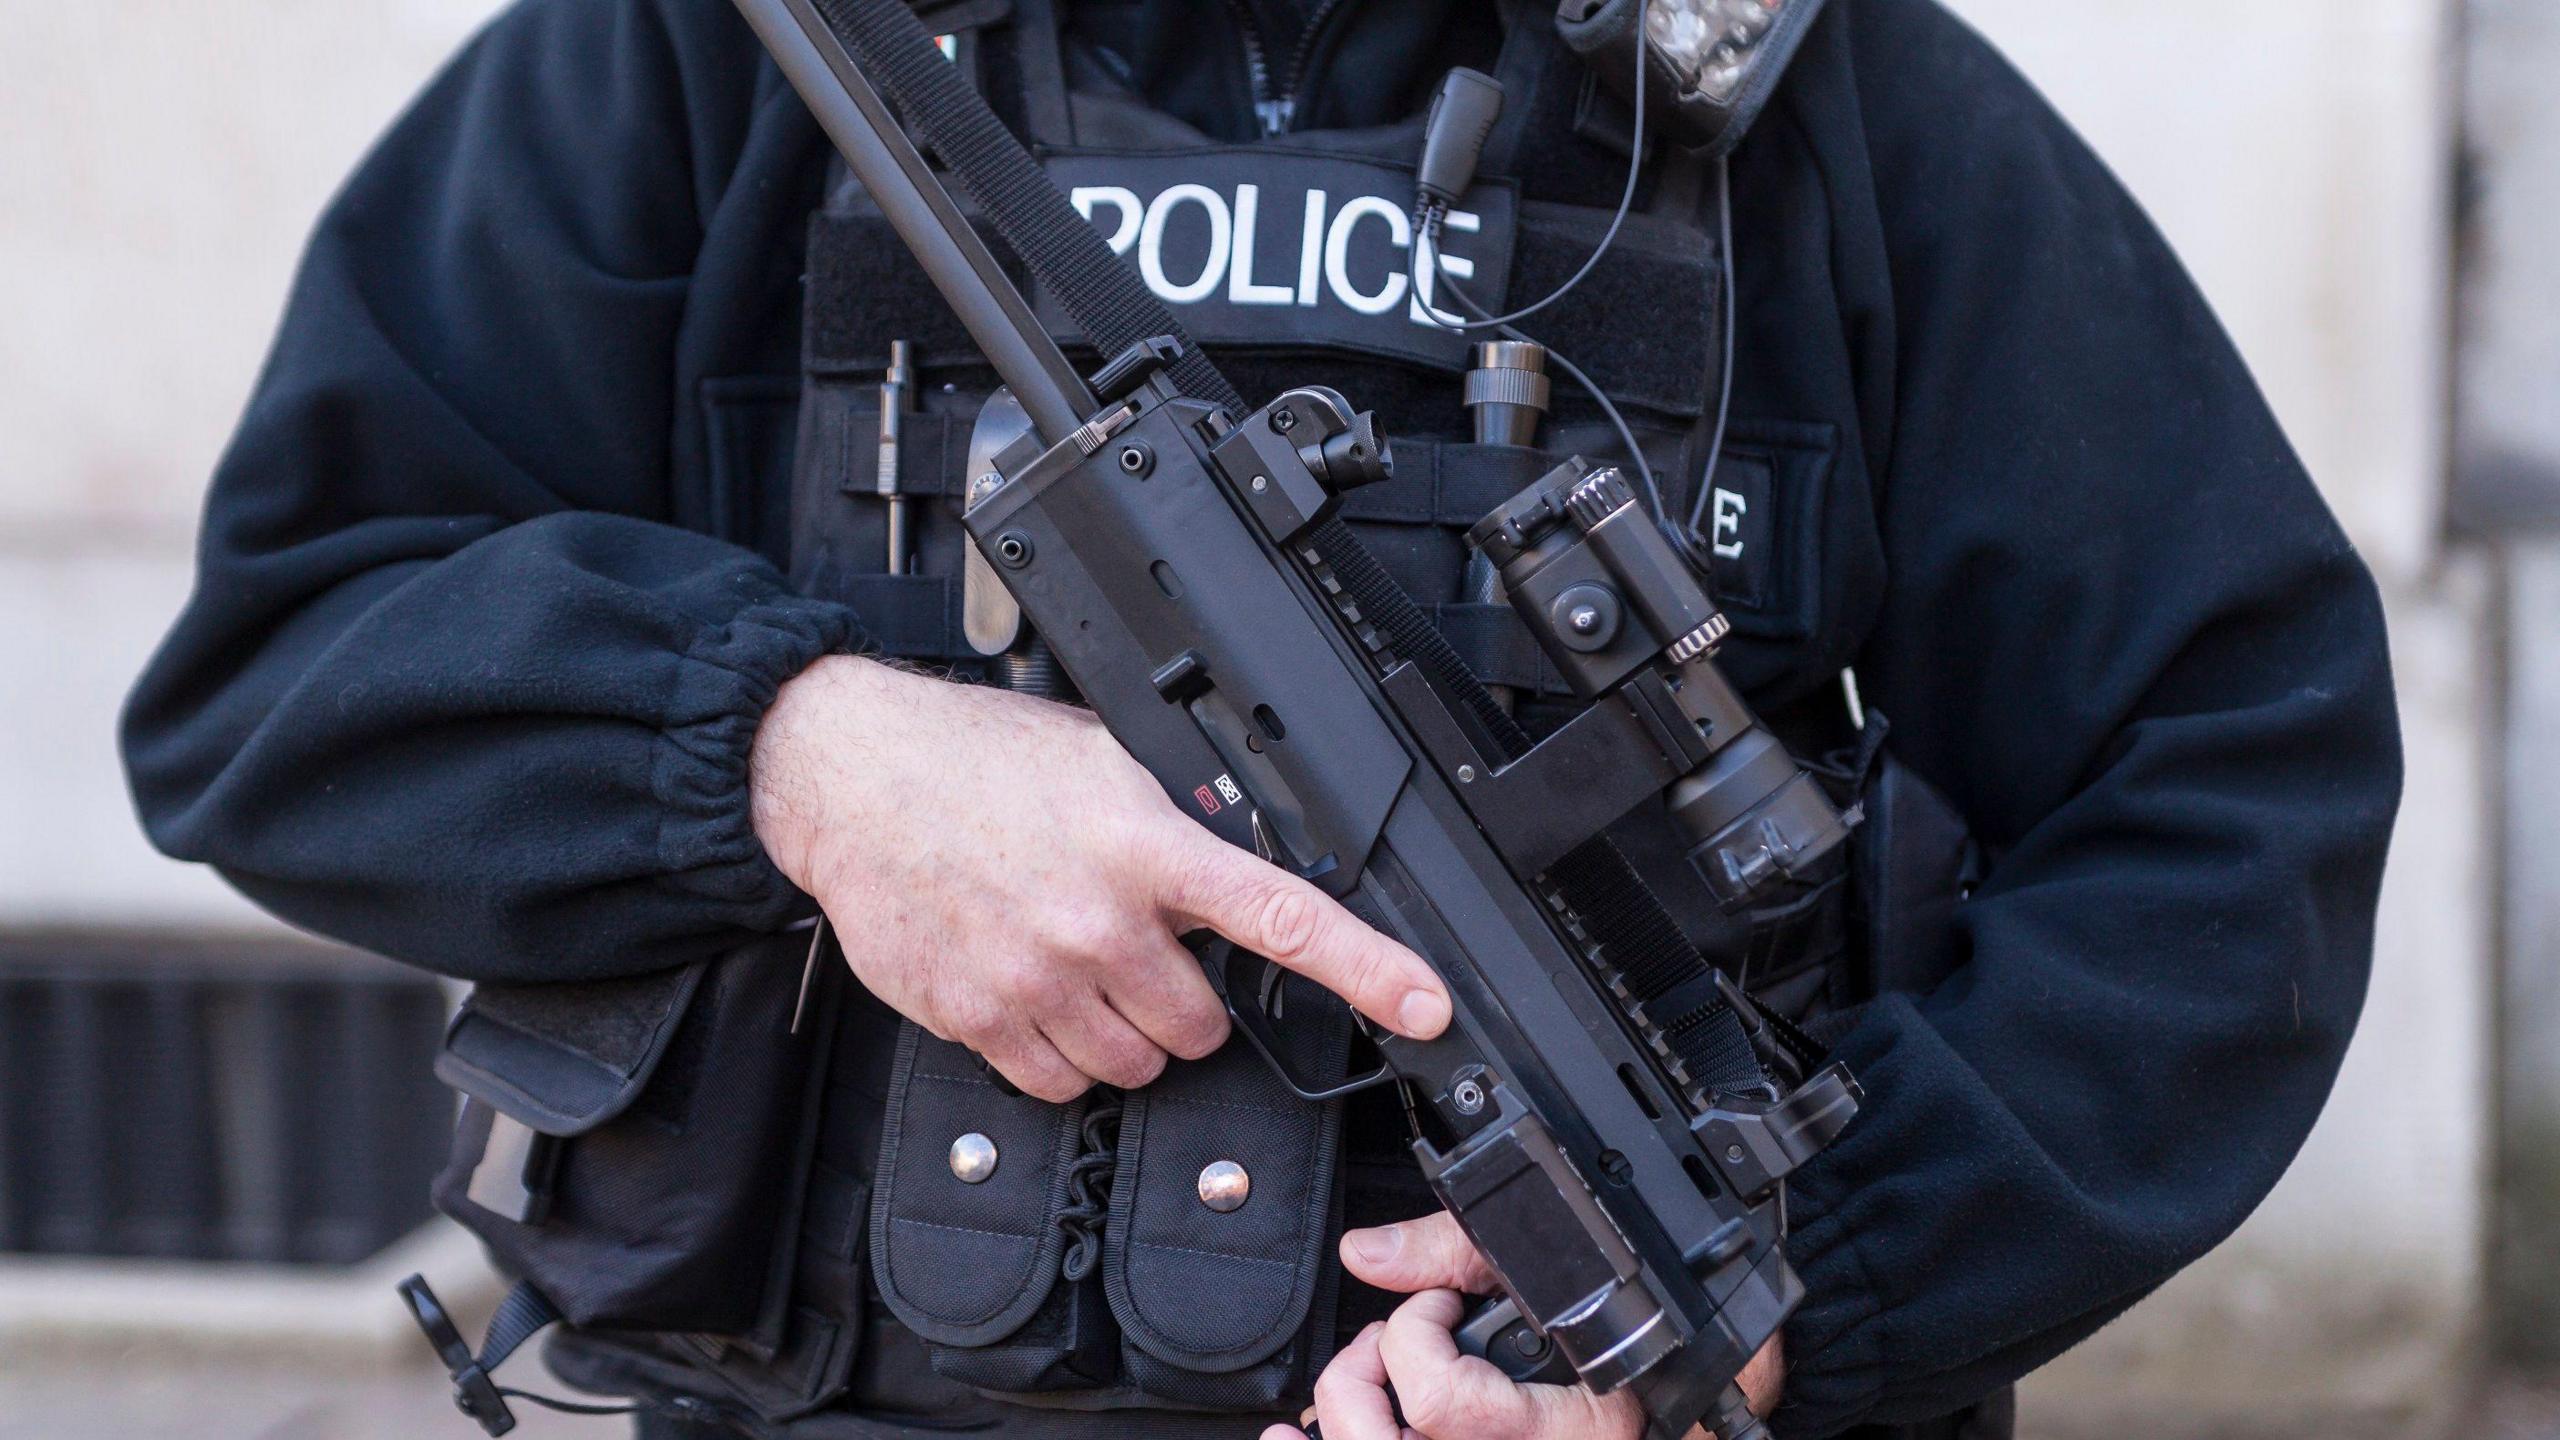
[749,656,1451,1102]
[1257,1211,1783,1440]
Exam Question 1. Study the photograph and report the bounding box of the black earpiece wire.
[1411,36,1743,567]
[1416,27,1646,331]
[1687,153,1739,538]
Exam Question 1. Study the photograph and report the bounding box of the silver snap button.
[1197,1160,1251,1213]
[950,1132,999,1184]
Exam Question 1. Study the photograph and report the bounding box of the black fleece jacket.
[121,1,2401,1435]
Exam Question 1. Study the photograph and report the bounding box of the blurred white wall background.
[1936,3,2486,1434]
[0,1,513,929]
[0,1,2497,1433]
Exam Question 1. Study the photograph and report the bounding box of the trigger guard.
[1190,935,1395,1103]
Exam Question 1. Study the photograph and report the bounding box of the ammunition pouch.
[868,975,1355,1410]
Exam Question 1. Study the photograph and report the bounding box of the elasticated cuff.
[648,594,863,922]
[1768,1159,1892,1439]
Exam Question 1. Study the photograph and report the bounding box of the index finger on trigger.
[1160,839,1450,1039]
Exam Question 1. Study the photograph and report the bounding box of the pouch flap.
[1104,978,1350,1374]
[435,961,707,1137]
[870,1024,1089,1348]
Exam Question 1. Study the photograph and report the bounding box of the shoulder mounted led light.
[1556,0,1827,156]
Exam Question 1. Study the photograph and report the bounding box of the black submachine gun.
[732,2,1864,1435]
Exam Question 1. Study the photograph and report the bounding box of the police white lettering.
[1325,196,1409,317]
[1072,186,1142,255]
[1227,185,1295,306]
[1411,208,1481,326]
[1712,487,1748,560]
[1073,179,1490,325]
[1138,184,1232,304]
[1297,189,1329,306]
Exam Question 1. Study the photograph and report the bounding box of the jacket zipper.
[1224,0,1352,137]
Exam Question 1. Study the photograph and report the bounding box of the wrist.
[749,652,881,894]
[1740,1332,1786,1417]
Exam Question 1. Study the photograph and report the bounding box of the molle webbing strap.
[809,0,1768,1095]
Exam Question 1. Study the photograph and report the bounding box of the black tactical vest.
[424,3,1983,1435]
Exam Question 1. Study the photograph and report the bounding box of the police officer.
[120,1,2401,1438]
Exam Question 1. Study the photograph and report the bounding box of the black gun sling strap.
[806,0,1790,1096]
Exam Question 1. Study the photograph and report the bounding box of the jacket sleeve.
[120,0,856,984]
[1770,3,2403,1433]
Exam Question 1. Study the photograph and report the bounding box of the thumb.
[1159,831,1451,1040]
[1341,1210,1502,1295]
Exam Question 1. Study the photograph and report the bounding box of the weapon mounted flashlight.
[1470,460,1852,909]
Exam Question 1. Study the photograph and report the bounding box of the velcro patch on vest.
[1701,448,1778,611]
[1035,149,1517,373]
[805,164,1717,414]
[1697,418,1839,651]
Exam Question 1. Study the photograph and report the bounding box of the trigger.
[1257,957,1288,1022]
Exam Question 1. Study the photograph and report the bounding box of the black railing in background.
[0,934,450,1265]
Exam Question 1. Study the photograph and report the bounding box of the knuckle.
[1172,1001,1231,1059]
[1016,966,1082,1020]
[1027,1076,1089,1105]
[1425,1218,1478,1274]
[1022,1062,1090,1104]
[1102,1040,1167,1090]
[941,990,1004,1045]
[982,953,1035,1005]
[1403,1230,1457,1284]
[1445,1374,1510,1438]
[1399,1373,1455,1435]
[1340,942,1391,1005]
[1001,954,1074,1013]
[1047,905,1124,962]
[1154,830,1233,912]
[1254,884,1323,964]
[1312,1360,1359,1413]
